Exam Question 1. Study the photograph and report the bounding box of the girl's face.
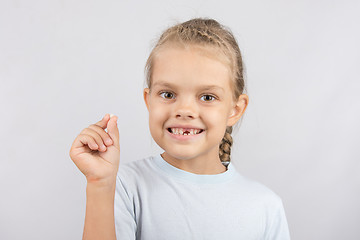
[144,45,248,168]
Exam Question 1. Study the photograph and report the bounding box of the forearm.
[83,182,116,240]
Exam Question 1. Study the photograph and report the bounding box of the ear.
[227,94,249,127]
[143,88,150,111]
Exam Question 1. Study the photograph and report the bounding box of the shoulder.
[116,155,159,189]
[118,156,155,175]
[231,170,284,208]
[117,155,155,178]
[231,172,290,237]
[233,177,291,239]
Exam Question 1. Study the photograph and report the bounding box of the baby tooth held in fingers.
[110,113,115,118]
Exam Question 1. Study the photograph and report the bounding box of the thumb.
[107,114,120,149]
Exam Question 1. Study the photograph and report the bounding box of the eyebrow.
[152,81,224,92]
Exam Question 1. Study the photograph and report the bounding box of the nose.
[174,98,198,120]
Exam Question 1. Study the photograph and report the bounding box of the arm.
[83,182,116,240]
[69,113,120,240]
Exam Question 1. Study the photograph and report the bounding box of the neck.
[161,151,227,175]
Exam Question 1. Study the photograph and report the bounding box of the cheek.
[149,105,168,126]
[203,108,229,126]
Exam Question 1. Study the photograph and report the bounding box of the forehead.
[152,44,233,91]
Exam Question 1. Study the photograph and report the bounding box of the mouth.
[167,127,205,136]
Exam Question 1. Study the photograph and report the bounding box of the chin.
[162,148,203,161]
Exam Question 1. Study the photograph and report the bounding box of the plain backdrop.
[1,0,359,239]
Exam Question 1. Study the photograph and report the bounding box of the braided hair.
[145,18,246,163]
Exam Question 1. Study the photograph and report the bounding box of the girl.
[70,18,290,240]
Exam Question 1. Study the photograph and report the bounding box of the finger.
[107,115,120,149]
[94,113,111,130]
[81,128,108,152]
[73,134,100,151]
[88,124,113,146]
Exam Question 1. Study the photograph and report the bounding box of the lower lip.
[166,129,205,141]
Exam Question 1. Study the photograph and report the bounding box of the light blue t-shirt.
[114,154,290,240]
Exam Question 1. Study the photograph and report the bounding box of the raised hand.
[69,113,120,186]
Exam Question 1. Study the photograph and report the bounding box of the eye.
[200,94,216,102]
[159,91,175,99]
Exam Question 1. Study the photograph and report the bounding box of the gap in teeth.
[169,128,202,135]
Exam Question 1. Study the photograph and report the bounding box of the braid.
[219,126,233,163]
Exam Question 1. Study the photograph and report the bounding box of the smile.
[167,128,204,135]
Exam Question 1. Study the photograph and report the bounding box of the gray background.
[1,0,359,239]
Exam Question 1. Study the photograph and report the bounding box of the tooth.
[179,129,183,135]
[190,129,194,135]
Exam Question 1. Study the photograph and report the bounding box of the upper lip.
[166,125,205,130]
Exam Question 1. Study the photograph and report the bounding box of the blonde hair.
[145,18,246,163]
